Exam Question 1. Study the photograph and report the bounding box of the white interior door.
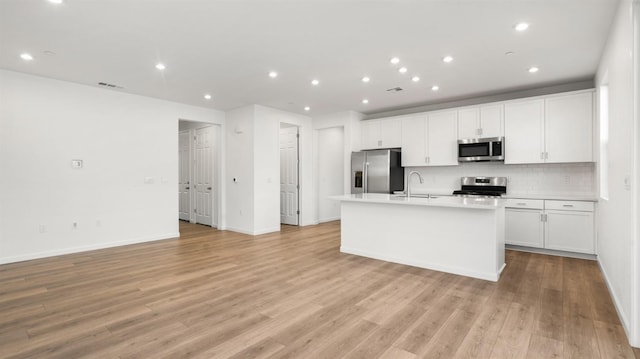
[280,126,299,225]
[195,126,213,226]
[178,130,191,221]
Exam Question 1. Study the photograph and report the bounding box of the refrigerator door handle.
[363,161,368,193]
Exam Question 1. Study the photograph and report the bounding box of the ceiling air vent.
[386,87,403,92]
[97,82,124,89]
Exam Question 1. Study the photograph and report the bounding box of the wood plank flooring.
[1,221,638,358]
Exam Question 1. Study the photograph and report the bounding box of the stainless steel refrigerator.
[351,149,404,194]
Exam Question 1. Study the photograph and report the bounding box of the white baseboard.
[318,216,340,223]
[506,244,597,260]
[224,226,280,236]
[598,260,631,344]
[253,227,281,235]
[0,232,180,265]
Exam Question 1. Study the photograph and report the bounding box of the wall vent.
[97,82,124,89]
[386,87,403,92]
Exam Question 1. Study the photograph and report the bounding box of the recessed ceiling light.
[399,67,408,74]
[431,85,440,91]
[515,22,530,31]
[304,106,311,111]
[362,76,370,83]
[528,67,539,73]
[204,94,212,100]
[362,99,369,104]
[20,53,33,61]
[155,63,166,70]
[411,76,420,82]
[268,71,278,78]
[48,0,63,4]
[390,57,400,65]
[442,56,453,63]
[311,79,319,86]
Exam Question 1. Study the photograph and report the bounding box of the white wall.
[632,0,640,348]
[405,162,596,197]
[0,69,225,264]
[595,0,638,346]
[312,111,363,222]
[224,106,255,234]
[317,127,344,222]
[224,105,313,234]
[255,105,313,227]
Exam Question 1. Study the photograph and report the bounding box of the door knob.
[186,186,190,190]
[207,187,212,190]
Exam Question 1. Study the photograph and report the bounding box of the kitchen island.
[331,193,506,281]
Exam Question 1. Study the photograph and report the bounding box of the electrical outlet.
[96,219,102,227]
[565,175,570,184]
[39,224,46,233]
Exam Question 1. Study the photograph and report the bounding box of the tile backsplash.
[406,162,596,196]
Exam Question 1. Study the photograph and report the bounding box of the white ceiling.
[0,0,619,116]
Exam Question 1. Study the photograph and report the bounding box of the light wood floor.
[1,221,638,358]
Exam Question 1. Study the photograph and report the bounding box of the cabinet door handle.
[562,204,574,207]
[478,128,483,135]
[378,140,382,147]
[545,152,549,160]
[540,152,544,160]
[517,202,527,206]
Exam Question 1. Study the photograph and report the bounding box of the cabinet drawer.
[505,199,544,209]
[545,200,594,212]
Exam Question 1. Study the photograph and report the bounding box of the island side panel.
[340,201,505,281]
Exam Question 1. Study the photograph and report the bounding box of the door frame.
[178,129,193,221]
[178,121,220,228]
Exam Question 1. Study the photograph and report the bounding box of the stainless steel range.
[452,176,507,198]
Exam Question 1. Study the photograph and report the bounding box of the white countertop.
[330,193,505,209]
[503,194,598,201]
[393,191,598,202]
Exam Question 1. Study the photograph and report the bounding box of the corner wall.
[595,0,638,346]
[0,69,225,264]
[312,111,363,223]
[224,105,313,234]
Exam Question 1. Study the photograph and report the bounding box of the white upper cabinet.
[361,118,402,150]
[505,90,594,164]
[401,111,457,167]
[504,99,545,164]
[400,115,427,166]
[458,108,479,139]
[458,105,504,139]
[427,110,458,166]
[544,92,594,163]
[480,105,504,138]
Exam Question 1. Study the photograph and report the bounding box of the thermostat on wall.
[71,159,83,169]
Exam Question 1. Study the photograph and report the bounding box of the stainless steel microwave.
[458,137,505,162]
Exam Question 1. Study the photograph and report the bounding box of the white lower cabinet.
[545,209,595,254]
[505,208,544,248]
[505,199,595,255]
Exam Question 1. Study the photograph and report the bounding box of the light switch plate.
[71,159,83,169]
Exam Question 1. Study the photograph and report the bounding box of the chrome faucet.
[407,171,424,198]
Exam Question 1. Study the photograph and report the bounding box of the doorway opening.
[178,120,220,228]
[280,123,299,226]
